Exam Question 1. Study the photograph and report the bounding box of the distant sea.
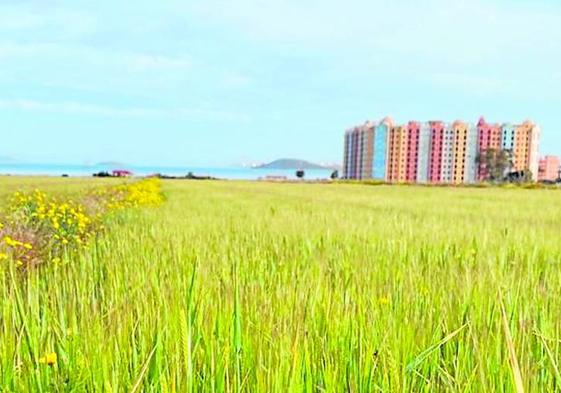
[0,163,334,180]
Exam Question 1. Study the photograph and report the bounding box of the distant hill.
[255,159,334,170]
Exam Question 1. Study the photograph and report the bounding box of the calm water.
[0,163,334,180]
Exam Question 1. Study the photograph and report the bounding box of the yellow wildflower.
[39,352,57,366]
[4,236,23,248]
[378,296,391,306]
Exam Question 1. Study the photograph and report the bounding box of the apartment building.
[343,116,541,183]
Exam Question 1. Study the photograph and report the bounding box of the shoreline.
[0,167,334,181]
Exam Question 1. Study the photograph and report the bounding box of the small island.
[254,158,335,170]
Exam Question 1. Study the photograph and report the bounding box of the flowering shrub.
[0,179,163,269]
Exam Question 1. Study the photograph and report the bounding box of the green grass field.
[2,178,561,391]
[0,176,117,203]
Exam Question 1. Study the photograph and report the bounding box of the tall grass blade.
[406,324,467,373]
[499,297,524,393]
[130,343,158,393]
[534,329,561,387]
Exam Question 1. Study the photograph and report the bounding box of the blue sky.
[1,0,561,167]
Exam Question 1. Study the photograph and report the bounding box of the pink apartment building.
[477,117,502,180]
[428,121,445,182]
[538,156,560,181]
[406,121,420,182]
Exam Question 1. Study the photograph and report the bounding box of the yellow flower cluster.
[100,178,165,211]
[3,236,32,249]
[0,179,163,268]
[0,220,34,266]
[0,232,7,260]
[0,223,5,261]
[2,235,33,266]
[7,190,93,255]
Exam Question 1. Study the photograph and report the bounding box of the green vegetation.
[1,179,561,391]
[475,148,534,183]
[0,176,116,202]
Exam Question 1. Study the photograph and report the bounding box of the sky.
[1,0,561,167]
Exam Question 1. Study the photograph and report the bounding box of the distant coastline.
[0,163,334,180]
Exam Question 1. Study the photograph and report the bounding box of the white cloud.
[0,42,191,71]
[131,54,192,71]
[0,98,158,116]
[430,73,512,95]
[0,42,195,94]
[0,3,99,38]
[191,0,561,65]
[425,70,561,104]
[222,74,252,87]
[0,98,250,121]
